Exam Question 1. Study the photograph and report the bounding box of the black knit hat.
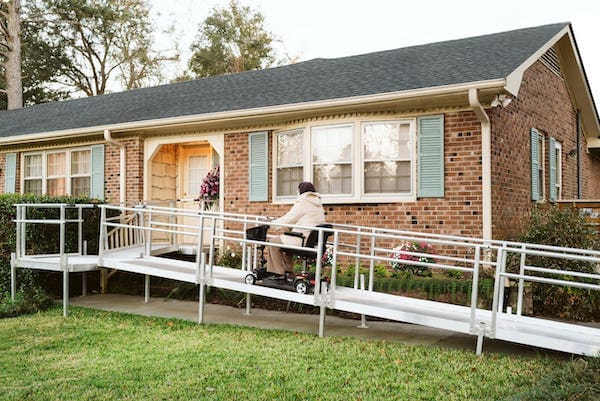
[298,181,316,194]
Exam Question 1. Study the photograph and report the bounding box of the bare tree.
[0,0,23,109]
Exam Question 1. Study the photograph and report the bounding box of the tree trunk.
[5,0,23,109]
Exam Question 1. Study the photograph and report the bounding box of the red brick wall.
[105,138,144,204]
[581,143,600,198]
[223,114,484,238]
[489,60,599,238]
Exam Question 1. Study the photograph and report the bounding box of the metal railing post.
[314,229,325,297]
[368,230,376,292]
[98,206,107,265]
[469,245,482,332]
[10,252,16,303]
[146,208,153,256]
[490,247,506,336]
[78,206,83,255]
[354,230,362,289]
[517,244,527,316]
[15,205,22,259]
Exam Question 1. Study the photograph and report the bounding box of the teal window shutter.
[418,115,444,197]
[548,137,557,202]
[90,144,105,200]
[530,129,540,201]
[249,132,268,201]
[4,153,17,193]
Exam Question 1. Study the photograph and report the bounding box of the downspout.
[576,110,582,199]
[103,129,126,206]
[468,88,492,241]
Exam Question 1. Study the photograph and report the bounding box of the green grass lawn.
[0,306,587,401]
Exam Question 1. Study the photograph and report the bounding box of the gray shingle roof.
[0,23,568,139]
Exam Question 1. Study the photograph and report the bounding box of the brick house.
[0,23,598,241]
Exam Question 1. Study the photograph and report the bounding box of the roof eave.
[505,24,600,148]
[0,78,506,147]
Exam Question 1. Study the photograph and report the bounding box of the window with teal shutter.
[548,137,557,202]
[530,128,545,201]
[417,115,444,198]
[4,153,17,193]
[90,144,105,200]
[249,132,268,201]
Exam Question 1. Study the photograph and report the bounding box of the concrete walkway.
[70,294,566,358]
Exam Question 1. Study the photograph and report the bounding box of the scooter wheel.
[295,280,308,294]
[245,274,256,285]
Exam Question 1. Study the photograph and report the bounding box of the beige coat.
[271,192,326,246]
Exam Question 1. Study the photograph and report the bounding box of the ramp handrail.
[14,203,98,261]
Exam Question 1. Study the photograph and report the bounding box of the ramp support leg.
[82,272,87,297]
[318,305,326,337]
[476,322,486,356]
[198,283,205,324]
[144,275,150,304]
[244,293,252,315]
[10,253,16,303]
[63,269,69,318]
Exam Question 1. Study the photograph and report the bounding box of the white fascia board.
[505,25,571,96]
[587,137,600,150]
[0,79,506,146]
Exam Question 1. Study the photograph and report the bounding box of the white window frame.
[273,118,417,204]
[46,150,67,196]
[537,134,546,202]
[554,141,562,200]
[21,147,92,197]
[274,129,305,201]
[23,152,44,196]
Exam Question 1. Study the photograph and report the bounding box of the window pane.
[24,155,42,178]
[24,179,42,195]
[364,161,411,193]
[363,122,411,160]
[71,177,91,197]
[277,131,303,166]
[313,163,352,194]
[312,125,353,163]
[277,167,303,196]
[188,155,209,195]
[47,178,66,196]
[71,150,90,175]
[47,153,66,176]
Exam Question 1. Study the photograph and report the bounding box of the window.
[537,134,545,200]
[276,130,304,197]
[22,148,92,196]
[550,140,562,201]
[47,152,66,196]
[71,150,91,196]
[24,154,43,195]
[311,124,353,195]
[531,128,545,202]
[363,122,412,194]
[274,119,416,203]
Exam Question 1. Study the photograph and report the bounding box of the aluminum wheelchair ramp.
[9,203,600,356]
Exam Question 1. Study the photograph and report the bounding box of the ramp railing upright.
[12,203,99,316]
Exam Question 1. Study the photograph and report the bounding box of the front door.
[178,145,213,248]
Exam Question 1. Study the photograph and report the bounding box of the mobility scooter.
[243,224,332,294]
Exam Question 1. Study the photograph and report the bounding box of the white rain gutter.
[103,129,126,206]
[468,88,492,241]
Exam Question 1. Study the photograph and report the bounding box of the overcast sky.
[150,0,600,103]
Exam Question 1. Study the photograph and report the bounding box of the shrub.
[389,241,434,277]
[512,205,600,320]
[0,287,54,318]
